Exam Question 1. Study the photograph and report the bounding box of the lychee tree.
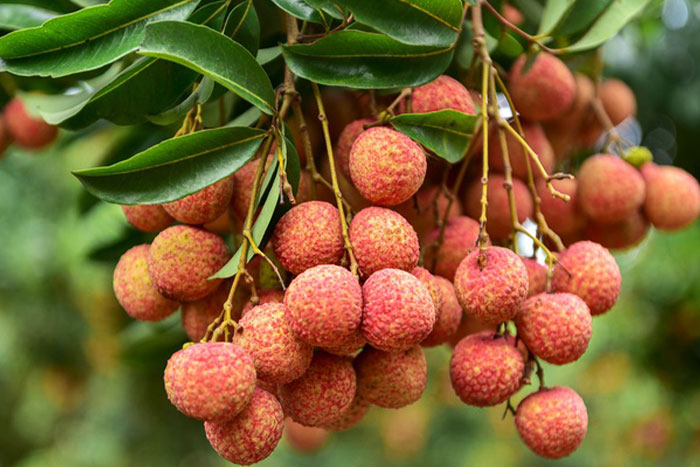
[1,0,698,463]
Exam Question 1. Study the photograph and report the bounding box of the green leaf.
[189,0,228,29]
[227,106,262,127]
[257,46,282,65]
[224,0,260,55]
[554,0,612,37]
[282,30,454,89]
[0,0,201,77]
[139,20,276,114]
[270,0,333,25]
[304,0,346,19]
[0,4,56,30]
[336,0,462,47]
[146,77,215,126]
[73,127,266,204]
[390,110,478,163]
[537,0,576,35]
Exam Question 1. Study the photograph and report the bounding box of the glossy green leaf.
[224,0,260,55]
[189,0,227,29]
[304,0,346,19]
[336,0,462,47]
[555,0,611,37]
[226,106,262,127]
[0,4,56,30]
[257,46,282,65]
[146,77,215,126]
[537,0,576,35]
[270,0,333,25]
[282,30,454,89]
[390,110,478,163]
[73,127,266,204]
[139,21,275,114]
[0,0,200,77]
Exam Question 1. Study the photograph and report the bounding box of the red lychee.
[488,122,555,179]
[181,281,235,342]
[3,98,58,149]
[407,75,476,114]
[336,118,372,175]
[537,178,585,236]
[393,185,463,241]
[584,210,650,250]
[321,331,366,357]
[121,204,174,232]
[241,288,284,316]
[641,162,700,231]
[521,257,547,298]
[423,216,482,280]
[324,393,371,431]
[422,276,462,347]
[284,419,329,454]
[163,177,235,225]
[411,266,443,318]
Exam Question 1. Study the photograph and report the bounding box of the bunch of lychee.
[0,98,59,158]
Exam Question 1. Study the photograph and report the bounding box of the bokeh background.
[2,0,700,466]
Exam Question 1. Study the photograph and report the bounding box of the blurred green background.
[2,1,700,466]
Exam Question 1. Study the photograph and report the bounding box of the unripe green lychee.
[205,388,284,465]
[324,393,371,431]
[488,122,555,179]
[536,178,585,236]
[322,331,366,357]
[515,386,588,459]
[454,247,529,325]
[284,265,363,348]
[284,419,329,454]
[422,276,462,347]
[407,75,476,114]
[279,352,356,427]
[164,342,256,421]
[423,216,482,280]
[163,177,235,225]
[147,225,231,301]
[361,268,436,351]
[349,207,419,277]
[3,98,58,149]
[508,53,576,122]
[393,185,463,241]
[641,162,700,231]
[584,210,650,250]
[181,281,236,342]
[515,293,592,365]
[450,331,525,407]
[577,154,645,224]
[234,302,313,384]
[336,118,372,175]
[272,201,344,275]
[349,127,426,206]
[113,245,179,322]
[552,241,621,316]
[411,267,443,319]
[121,204,174,232]
[355,346,427,409]
[241,288,284,316]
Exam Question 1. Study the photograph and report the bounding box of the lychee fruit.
[355,346,427,409]
[552,241,621,315]
[406,75,476,114]
[181,280,235,342]
[515,386,588,459]
[230,156,267,222]
[536,178,584,236]
[349,207,419,278]
[163,342,256,421]
[349,126,426,206]
[336,118,372,175]
[641,162,700,231]
[422,276,462,347]
[3,98,58,149]
[447,314,496,347]
[488,122,555,179]
[515,293,592,365]
[361,268,436,351]
[521,257,547,298]
[598,78,637,126]
[584,210,650,250]
[454,246,529,325]
[284,264,363,348]
[121,204,174,232]
[272,201,344,275]
[279,351,356,427]
[241,288,284,316]
[284,419,329,454]
[163,176,235,225]
[450,331,525,407]
[411,266,443,318]
[147,225,230,301]
[423,216,482,280]
[393,185,463,241]
[324,393,371,431]
[322,331,366,357]
[205,387,284,465]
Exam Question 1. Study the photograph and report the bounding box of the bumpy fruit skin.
[450,331,524,407]
[181,281,232,341]
[408,75,476,114]
[545,73,595,158]
[350,207,419,278]
[147,225,230,301]
[454,247,529,325]
[205,388,284,465]
[577,154,645,224]
[279,352,356,427]
[536,178,584,236]
[272,201,344,275]
[234,302,313,384]
[164,342,256,421]
[284,419,329,453]
[393,185,463,241]
[349,127,426,206]
[3,98,58,149]
[284,265,363,348]
[508,53,576,122]
[230,157,264,221]
[515,386,588,459]
[163,177,235,225]
[423,216,482,280]
[121,204,174,232]
[521,257,547,298]
[355,346,427,409]
[411,267,443,318]
[515,293,592,365]
[422,276,462,347]
[488,122,555,179]
[241,288,284,316]
[324,394,371,431]
[322,331,366,357]
[598,78,637,126]
[113,245,179,322]
[584,210,650,250]
[336,118,372,175]
[361,269,436,351]
[552,241,621,316]
[641,163,700,231]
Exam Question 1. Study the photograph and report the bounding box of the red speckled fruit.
[324,394,371,431]
[584,210,650,251]
[536,178,584,236]
[336,118,372,175]
[355,346,427,409]
[241,288,284,316]
[393,185,463,241]
[3,98,58,149]
[181,281,231,342]
[147,225,230,302]
[284,265,363,348]
[279,352,357,427]
[121,205,174,232]
[407,75,476,114]
[164,342,256,421]
[521,257,547,298]
[552,241,621,316]
[272,201,344,275]
[488,122,555,179]
[205,388,284,465]
[349,127,426,206]
[423,216,482,281]
[422,276,463,347]
[350,207,419,278]
[284,419,329,454]
[598,79,637,126]
[450,331,525,407]
[454,247,529,325]
[641,162,700,231]
[113,245,178,322]
[234,303,313,384]
[322,331,366,357]
[515,293,592,365]
[361,269,436,351]
[515,386,588,459]
[411,267,443,319]
[508,53,576,122]
[577,154,645,224]
[230,157,266,222]
[163,177,235,225]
